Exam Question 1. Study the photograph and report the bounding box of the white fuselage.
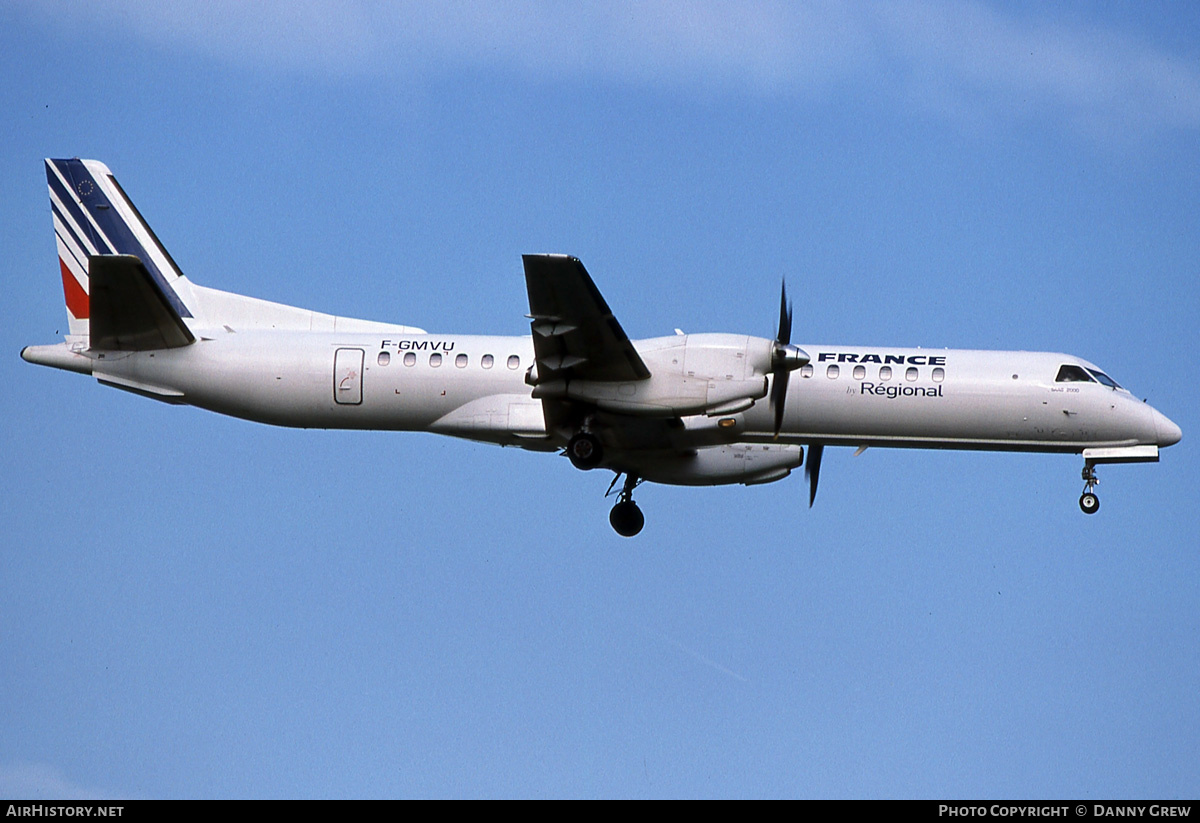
[31,331,1175,469]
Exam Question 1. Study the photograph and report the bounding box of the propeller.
[768,281,809,437]
[805,443,824,507]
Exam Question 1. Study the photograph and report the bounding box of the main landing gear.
[565,429,643,536]
[606,473,644,537]
[566,431,603,470]
[1079,463,1100,515]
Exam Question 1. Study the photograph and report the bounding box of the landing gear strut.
[1079,463,1100,515]
[607,473,644,537]
[567,431,603,470]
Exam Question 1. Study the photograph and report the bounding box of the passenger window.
[879,366,892,381]
[1055,365,1095,383]
[852,365,865,380]
[403,352,416,367]
[481,354,494,369]
[800,364,813,378]
[932,367,944,382]
[430,353,442,367]
[826,364,839,379]
[455,353,468,368]
[377,351,390,366]
[905,366,918,382]
[507,355,520,369]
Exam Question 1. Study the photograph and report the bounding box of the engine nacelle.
[561,374,766,416]
[531,334,776,417]
[617,443,804,486]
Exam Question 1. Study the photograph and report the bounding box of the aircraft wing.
[522,254,650,383]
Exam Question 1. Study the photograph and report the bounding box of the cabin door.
[333,348,364,405]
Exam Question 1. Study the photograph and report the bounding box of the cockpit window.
[1055,365,1095,383]
[1086,368,1122,389]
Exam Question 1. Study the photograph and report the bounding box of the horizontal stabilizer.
[89,254,195,350]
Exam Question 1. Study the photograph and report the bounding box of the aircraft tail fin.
[43,158,427,340]
[45,158,194,344]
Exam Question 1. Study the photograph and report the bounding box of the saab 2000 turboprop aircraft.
[23,159,1182,536]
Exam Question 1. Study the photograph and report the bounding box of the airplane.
[23,158,1182,536]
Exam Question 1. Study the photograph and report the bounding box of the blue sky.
[2,1,1198,799]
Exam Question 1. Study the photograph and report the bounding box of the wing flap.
[88,254,195,351]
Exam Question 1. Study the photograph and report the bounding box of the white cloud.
[16,0,1200,137]
[869,2,1200,137]
[0,762,126,801]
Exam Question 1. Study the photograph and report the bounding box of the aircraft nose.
[1152,408,1182,448]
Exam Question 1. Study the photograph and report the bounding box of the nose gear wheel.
[1079,464,1100,514]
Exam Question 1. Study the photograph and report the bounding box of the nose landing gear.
[1079,464,1100,514]
[606,473,644,537]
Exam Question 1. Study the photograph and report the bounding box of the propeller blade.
[805,444,824,507]
[770,280,795,437]
[771,370,789,436]
[777,282,792,345]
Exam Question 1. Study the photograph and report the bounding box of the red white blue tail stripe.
[46,158,192,338]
